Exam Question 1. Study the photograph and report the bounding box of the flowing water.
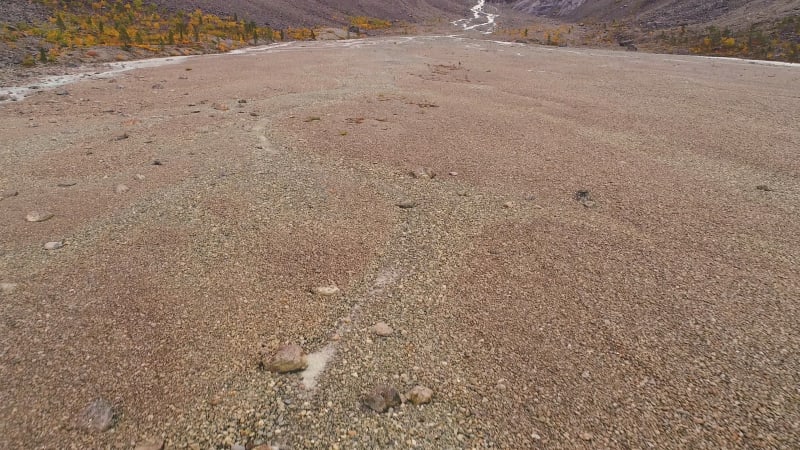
[452,0,499,34]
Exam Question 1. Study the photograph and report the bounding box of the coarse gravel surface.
[1,34,799,449]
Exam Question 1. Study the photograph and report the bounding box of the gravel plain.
[1,35,799,449]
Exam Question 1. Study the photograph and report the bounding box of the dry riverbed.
[1,35,799,449]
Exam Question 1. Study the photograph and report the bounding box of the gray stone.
[134,438,165,450]
[26,211,53,222]
[407,386,433,405]
[0,190,18,200]
[371,321,393,337]
[362,385,401,413]
[265,344,308,373]
[313,285,340,296]
[397,200,417,209]
[44,241,63,250]
[77,398,115,432]
[411,167,436,179]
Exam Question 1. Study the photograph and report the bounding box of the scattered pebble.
[77,398,115,432]
[265,344,308,373]
[579,432,594,441]
[1,283,18,294]
[313,285,340,296]
[407,386,434,405]
[448,171,458,176]
[151,83,164,90]
[57,181,77,187]
[115,184,130,194]
[371,321,394,337]
[756,184,774,191]
[25,211,53,222]
[152,160,163,166]
[503,201,515,209]
[212,103,229,111]
[362,385,402,413]
[44,241,63,251]
[114,132,129,141]
[134,174,146,181]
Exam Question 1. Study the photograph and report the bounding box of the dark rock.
[362,385,402,413]
[574,190,596,207]
[397,200,417,209]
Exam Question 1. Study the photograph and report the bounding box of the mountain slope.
[504,0,800,28]
[148,0,473,28]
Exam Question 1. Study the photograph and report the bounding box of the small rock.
[151,83,164,90]
[115,184,129,194]
[77,398,115,432]
[1,283,18,294]
[397,200,417,209]
[362,385,402,413]
[113,132,129,141]
[503,201,515,209]
[574,190,597,207]
[313,285,340,296]
[134,174,146,181]
[265,344,308,373]
[756,184,774,192]
[152,160,163,166]
[134,438,165,450]
[407,386,433,405]
[448,171,458,176]
[0,190,18,200]
[26,211,53,222]
[411,167,436,179]
[44,241,63,251]
[371,321,393,337]
[579,432,593,441]
[238,99,247,104]
[57,181,77,187]
[212,103,229,111]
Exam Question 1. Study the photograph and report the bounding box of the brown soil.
[1,34,799,449]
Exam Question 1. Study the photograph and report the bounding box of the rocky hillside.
[501,0,800,28]
[146,0,472,28]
